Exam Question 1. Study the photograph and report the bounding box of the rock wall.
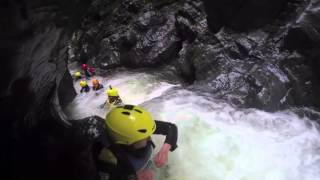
[69,0,320,111]
[0,0,94,179]
[203,0,288,32]
[2,0,320,179]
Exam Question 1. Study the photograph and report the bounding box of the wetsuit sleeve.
[154,120,178,151]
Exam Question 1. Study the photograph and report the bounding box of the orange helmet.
[92,78,99,86]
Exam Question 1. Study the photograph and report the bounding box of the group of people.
[74,64,122,108]
[73,64,178,180]
[79,78,104,93]
[74,64,101,93]
[74,63,95,80]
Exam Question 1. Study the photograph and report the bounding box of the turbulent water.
[65,65,320,180]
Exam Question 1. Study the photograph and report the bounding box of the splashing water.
[65,67,178,119]
[147,91,320,180]
[65,67,320,180]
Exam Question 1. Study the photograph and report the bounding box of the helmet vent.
[122,111,130,115]
[138,129,147,133]
[124,105,134,110]
[134,109,142,113]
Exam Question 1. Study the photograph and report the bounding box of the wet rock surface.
[1,0,90,179]
[187,28,318,111]
[69,0,320,111]
[284,0,320,81]
[3,0,320,179]
[203,0,289,32]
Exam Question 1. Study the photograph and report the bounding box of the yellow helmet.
[106,86,119,97]
[74,71,81,77]
[105,105,156,145]
[80,80,87,88]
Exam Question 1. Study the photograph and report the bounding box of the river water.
[65,65,320,180]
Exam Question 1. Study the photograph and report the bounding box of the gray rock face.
[175,20,319,110]
[3,0,320,179]
[203,0,288,32]
[187,29,293,110]
[285,0,320,51]
[284,0,320,82]
[120,13,181,67]
[1,0,90,180]
[68,0,320,111]
[69,0,208,69]
[175,42,196,83]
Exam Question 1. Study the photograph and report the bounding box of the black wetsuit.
[109,96,123,106]
[80,85,90,93]
[84,69,91,78]
[92,121,178,180]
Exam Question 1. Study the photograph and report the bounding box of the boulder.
[284,0,320,51]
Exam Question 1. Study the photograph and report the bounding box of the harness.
[125,141,155,172]
[98,141,155,172]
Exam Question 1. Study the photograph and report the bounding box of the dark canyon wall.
[69,0,320,111]
[1,1,94,180]
[1,0,320,180]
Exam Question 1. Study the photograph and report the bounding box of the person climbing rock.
[92,105,178,180]
[80,80,90,93]
[74,71,82,80]
[92,78,104,91]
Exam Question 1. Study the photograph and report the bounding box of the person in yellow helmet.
[79,80,90,93]
[100,85,123,109]
[92,105,178,180]
[74,71,82,80]
[92,78,104,91]
[106,85,123,105]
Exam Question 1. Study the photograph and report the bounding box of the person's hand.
[137,169,154,180]
[154,143,171,167]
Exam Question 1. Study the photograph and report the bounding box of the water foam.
[65,68,320,180]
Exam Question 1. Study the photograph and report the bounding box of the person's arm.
[154,120,178,151]
[153,120,178,168]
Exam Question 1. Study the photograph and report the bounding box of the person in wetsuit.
[101,86,123,109]
[92,78,104,91]
[80,80,90,93]
[82,63,93,79]
[92,105,178,180]
[74,71,82,80]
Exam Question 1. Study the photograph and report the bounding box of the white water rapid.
[65,65,320,180]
